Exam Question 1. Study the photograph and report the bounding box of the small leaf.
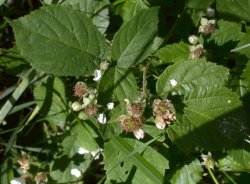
[34,76,68,128]
[10,5,109,76]
[156,59,229,97]
[216,0,250,21]
[170,158,203,184]
[168,87,246,153]
[234,34,250,59]
[111,7,163,68]
[209,20,243,46]
[155,42,190,65]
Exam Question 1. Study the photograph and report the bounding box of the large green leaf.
[63,0,110,34]
[209,20,243,46]
[104,136,166,184]
[10,5,109,76]
[216,0,250,21]
[234,34,250,59]
[167,87,246,153]
[156,59,229,97]
[111,7,162,68]
[34,77,68,128]
[155,42,190,65]
[170,158,203,184]
[98,66,138,105]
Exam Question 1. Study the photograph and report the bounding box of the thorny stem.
[142,60,151,99]
[207,167,219,184]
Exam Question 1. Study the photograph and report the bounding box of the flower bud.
[72,101,82,111]
[188,35,199,45]
[93,69,102,81]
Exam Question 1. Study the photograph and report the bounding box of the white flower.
[198,18,216,34]
[206,7,215,17]
[90,149,103,160]
[72,101,82,111]
[71,168,81,178]
[10,178,25,184]
[78,147,90,155]
[170,79,178,87]
[188,35,199,45]
[82,97,91,108]
[107,102,114,110]
[97,113,107,124]
[93,69,102,81]
[133,128,144,140]
[201,152,216,170]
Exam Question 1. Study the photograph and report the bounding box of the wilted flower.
[153,99,176,129]
[73,82,88,99]
[100,61,109,71]
[18,154,30,173]
[198,17,216,34]
[125,99,143,118]
[189,44,205,59]
[84,104,98,116]
[93,69,102,81]
[71,168,81,178]
[35,172,48,183]
[201,152,216,170]
[120,115,144,133]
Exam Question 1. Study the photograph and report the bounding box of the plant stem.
[207,167,219,184]
[222,171,237,184]
[142,60,151,99]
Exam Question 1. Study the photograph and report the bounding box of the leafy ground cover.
[0,0,250,183]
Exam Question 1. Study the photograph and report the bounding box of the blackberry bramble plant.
[0,0,250,183]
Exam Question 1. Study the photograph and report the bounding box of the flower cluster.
[188,8,216,60]
[119,99,145,140]
[72,82,99,117]
[153,99,176,129]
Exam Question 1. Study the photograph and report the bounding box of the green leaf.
[34,77,68,128]
[209,20,243,46]
[120,0,148,22]
[111,7,162,68]
[0,0,5,6]
[167,87,246,152]
[234,34,250,59]
[155,42,190,64]
[63,0,110,34]
[218,143,250,172]
[10,5,109,76]
[104,136,165,184]
[50,156,89,182]
[156,59,229,97]
[98,66,138,105]
[186,0,214,9]
[170,158,203,184]
[216,0,250,21]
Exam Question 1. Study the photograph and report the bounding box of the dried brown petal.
[73,82,88,99]
[84,104,98,116]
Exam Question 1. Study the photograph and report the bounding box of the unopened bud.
[72,101,82,111]
[188,35,199,45]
